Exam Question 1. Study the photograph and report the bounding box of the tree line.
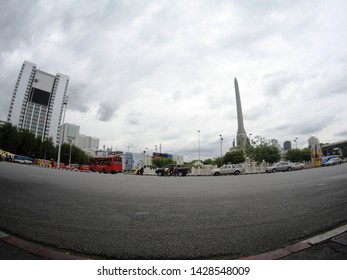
[199,136,312,167]
[0,123,90,165]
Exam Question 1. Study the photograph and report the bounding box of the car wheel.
[234,170,240,175]
[288,167,292,171]
[272,169,277,173]
[214,172,220,176]
[178,171,183,177]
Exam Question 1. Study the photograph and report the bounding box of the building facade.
[78,134,99,155]
[271,139,281,151]
[283,140,292,151]
[61,123,80,144]
[61,123,99,155]
[7,61,69,144]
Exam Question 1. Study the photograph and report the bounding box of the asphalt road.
[0,162,346,259]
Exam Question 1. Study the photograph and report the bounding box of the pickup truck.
[155,164,191,177]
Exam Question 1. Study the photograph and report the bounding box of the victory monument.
[234,78,248,147]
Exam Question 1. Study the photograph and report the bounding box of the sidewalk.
[0,227,346,260]
[282,230,347,260]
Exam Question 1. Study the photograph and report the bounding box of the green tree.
[203,158,213,165]
[0,123,19,152]
[214,157,223,167]
[285,149,302,162]
[223,148,245,164]
[59,143,90,165]
[43,138,57,160]
[285,148,312,163]
[152,156,175,168]
[245,136,281,164]
[0,123,88,163]
[301,148,311,162]
[17,129,36,156]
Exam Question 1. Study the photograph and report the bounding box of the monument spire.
[234,77,247,147]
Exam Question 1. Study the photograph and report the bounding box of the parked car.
[320,155,338,167]
[211,164,244,176]
[291,162,304,170]
[266,161,292,173]
[325,158,342,166]
[14,155,33,164]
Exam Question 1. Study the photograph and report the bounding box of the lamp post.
[294,137,298,149]
[145,147,148,167]
[198,130,200,162]
[219,134,223,160]
[68,138,73,166]
[249,133,253,145]
[57,99,68,169]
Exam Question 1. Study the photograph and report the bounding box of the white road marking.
[0,230,10,238]
[303,224,347,245]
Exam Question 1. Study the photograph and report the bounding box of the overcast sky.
[1,0,346,160]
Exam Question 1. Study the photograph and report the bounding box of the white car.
[326,158,342,166]
[266,161,293,173]
[291,162,304,170]
[211,164,244,176]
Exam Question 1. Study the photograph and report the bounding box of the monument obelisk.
[234,78,248,147]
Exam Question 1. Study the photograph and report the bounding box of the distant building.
[271,139,281,151]
[283,140,292,151]
[308,136,319,148]
[61,123,80,144]
[7,61,69,144]
[61,123,99,156]
[322,140,347,158]
[78,134,99,155]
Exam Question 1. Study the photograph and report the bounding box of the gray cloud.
[97,102,118,122]
[126,111,143,126]
[335,130,347,137]
[262,71,299,97]
[1,0,347,160]
[0,1,39,51]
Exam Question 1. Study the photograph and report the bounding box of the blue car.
[321,155,338,167]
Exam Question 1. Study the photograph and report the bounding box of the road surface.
[0,162,346,259]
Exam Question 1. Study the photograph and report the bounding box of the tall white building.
[7,61,69,144]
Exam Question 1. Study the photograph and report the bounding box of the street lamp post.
[68,138,73,166]
[294,137,298,149]
[198,130,201,162]
[145,148,148,167]
[57,99,68,169]
[219,134,223,160]
[249,133,253,145]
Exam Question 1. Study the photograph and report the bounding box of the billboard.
[132,153,144,170]
[30,71,55,106]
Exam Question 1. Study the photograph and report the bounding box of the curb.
[239,225,347,260]
[0,230,87,260]
[1,225,346,260]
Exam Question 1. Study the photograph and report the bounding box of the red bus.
[90,156,123,174]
